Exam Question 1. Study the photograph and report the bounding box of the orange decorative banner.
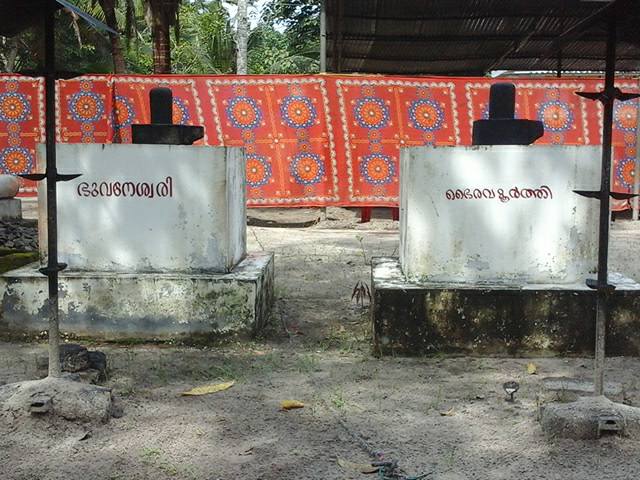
[1,74,637,211]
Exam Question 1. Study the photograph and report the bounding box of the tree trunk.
[236,0,248,74]
[5,37,18,73]
[152,20,172,73]
[98,0,127,73]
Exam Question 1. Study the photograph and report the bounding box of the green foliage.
[0,0,320,75]
[171,0,236,74]
[248,25,318,74]
[0,8,114,74]
[262,0,319,62]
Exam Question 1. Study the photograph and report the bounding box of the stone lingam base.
[0,252,273,340]
[371,257,640,356]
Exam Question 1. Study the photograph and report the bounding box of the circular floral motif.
[408,98,444,132]
[242,130,254,141]
[360,153,396,185]
[113,95,135,129]
[0,92,31,123]
[616,157,636,189]
[614,102,637,132]
[624,132,637,144]
[172,98,190,125]
[537,100,573,132]
[280,95,317,129]
[290,152,325,185]
[354,97,390,130]
[246,154,272,187]
[80,123,94,133]
[68,91,104,123]
[361,86,375,97]
[0,146,33,175]
[226,96,262,130]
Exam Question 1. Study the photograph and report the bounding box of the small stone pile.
[0,219,38,251]
[36,343,108,384]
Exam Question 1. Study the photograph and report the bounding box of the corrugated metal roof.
[326,0,640,75]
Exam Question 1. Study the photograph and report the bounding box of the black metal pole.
[44,0,61,378]
[593,12,617,396]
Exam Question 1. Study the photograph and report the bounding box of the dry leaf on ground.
[280,400,305,410]
[527,363,538,375]
[336,458,379,474]
[181,380,235,396]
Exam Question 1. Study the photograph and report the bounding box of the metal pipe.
[593,11,617,397]
[320,0,326,73]
[44,0,61,378]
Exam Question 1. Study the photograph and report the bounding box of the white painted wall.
[400,145,601,284]
[37,144,246,273]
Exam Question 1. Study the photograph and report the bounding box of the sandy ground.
[1,208,640,479]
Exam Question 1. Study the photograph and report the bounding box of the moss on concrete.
[0,252,38,274]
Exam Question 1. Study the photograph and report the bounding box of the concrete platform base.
[0,198,21,219]
[540,396,640,440]
[371,257,640,355]
[0,252,274,339]
[537,377,625,404]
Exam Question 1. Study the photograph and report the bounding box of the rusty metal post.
[633,88,640,221]
[593,13,617,396]
[43,0,61,378]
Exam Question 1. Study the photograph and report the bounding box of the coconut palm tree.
[143,0,182,73]
[94,0,133,72]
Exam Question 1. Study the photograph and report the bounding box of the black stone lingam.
[132,87,204,145]
[472,83,544,145]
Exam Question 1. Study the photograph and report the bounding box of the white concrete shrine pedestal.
[0,144,273,339]
[372,145,640,355]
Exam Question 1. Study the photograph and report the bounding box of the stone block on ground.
[36,345,107,382]
[0,377,113,423]
[540,396,640,440]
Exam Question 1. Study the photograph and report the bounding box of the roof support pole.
[320,0,326,73]
[336,0,343,72]
[44,0,61,378]
[593,12,617,397]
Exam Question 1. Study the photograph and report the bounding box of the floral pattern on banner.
[207,77,338,205]
[336,79,460,203]
[2,74,638,209]
[464,82,591,145]
[57,77,111,143]
[0,77,44,196]
[598,82,639,209]
[112,77,206,144]
[613,97,638,208]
